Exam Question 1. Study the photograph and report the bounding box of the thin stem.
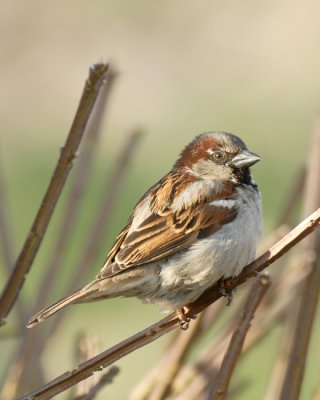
[208,273,271,400]
[0,62,109,325]
[279,115,320,400]
[129,302,224,400]
[18,209,320,400]
[147,314,204,400]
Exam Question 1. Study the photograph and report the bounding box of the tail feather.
[27,285,97,328]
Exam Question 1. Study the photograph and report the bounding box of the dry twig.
[129,302,225,400]
[18,208,320,400]
[279,116,320,400]
[146,314,204,400]
[208,273,271,400]
[0,62,109,326]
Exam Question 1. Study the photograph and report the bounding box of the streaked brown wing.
[98,201,237,279]
[101,221,131,267]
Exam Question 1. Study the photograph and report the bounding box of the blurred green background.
[1,1,320,399]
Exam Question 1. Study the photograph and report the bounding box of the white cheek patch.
[207,149,214,155]
[209,199,236,209]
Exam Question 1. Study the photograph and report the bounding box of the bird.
[27,131,262,329]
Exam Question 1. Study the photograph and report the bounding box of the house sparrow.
[27,131,262,329]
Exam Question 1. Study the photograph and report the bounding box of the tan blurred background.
[1,1,320,399]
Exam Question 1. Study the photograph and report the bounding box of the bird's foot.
[219,277,235,306]
[176,306,196,330]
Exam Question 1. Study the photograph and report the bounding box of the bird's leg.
[219,277,235,306]
[176,306,196,330]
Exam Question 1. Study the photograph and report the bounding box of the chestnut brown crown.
[174,131,260,183]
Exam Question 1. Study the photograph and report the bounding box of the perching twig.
[19,208,320,400]
[0,62,109,326]
[208,273,271,400]
[279,116,320,400]
[171,249,308,400]
[188,207,319,315]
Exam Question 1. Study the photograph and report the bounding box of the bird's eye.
[211,151,226,163]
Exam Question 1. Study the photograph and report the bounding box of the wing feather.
[98,173,237,279]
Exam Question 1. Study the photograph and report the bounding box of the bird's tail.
[27,282,99,328]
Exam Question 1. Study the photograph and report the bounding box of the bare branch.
[0,62,109,325]
[208,273,271,400]
[18,208,320,400]
[279,116,320,400]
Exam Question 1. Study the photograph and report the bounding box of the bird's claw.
[176,307,196,330]
[219,278,235,306]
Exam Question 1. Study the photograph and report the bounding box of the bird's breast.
[156,185,262,309]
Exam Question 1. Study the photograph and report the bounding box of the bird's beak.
[228,150,261,169]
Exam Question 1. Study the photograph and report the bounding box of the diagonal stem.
[279,116,320,400]
[0,62,109,326]
[208,273,271,400]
